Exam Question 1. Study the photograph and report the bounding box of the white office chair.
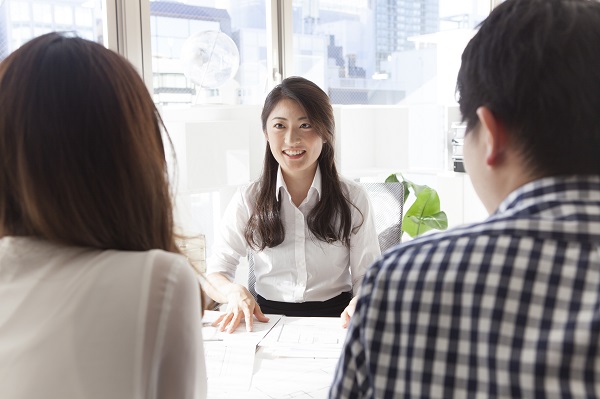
[247,251,258,300]
[360,181,404,253]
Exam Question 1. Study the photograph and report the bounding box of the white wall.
[336,105,410,176]
[161,104,262,258]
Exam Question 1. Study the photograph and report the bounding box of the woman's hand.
[212,284,269,333]
[340,296,358,329]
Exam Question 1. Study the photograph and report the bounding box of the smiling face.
[264,98,324,183]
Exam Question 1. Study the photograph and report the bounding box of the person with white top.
[204,77,381,333]
[0,32,206,399]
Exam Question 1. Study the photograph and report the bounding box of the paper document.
[203,341,256,390]
[203,315,345,398]
[202,311,283,392]
[259,316,347,358]
[252,348,340,397]
[202,310,282,345]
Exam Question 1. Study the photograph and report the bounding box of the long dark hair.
[244,76,361,250]
[0,32,178,253]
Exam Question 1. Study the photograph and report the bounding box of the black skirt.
[256,291,352,317]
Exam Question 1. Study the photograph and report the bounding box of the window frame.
[105,0,153,92]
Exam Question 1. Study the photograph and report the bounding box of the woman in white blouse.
[205,77,381,333]
[0,33,205,398]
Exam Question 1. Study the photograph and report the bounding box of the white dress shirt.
[208,166,381,302]
[0,236,206,399]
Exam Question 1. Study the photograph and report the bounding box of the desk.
[202,311,347,399]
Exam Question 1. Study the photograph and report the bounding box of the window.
[285,0,489,175]
[148,0,492,249]
[290,0,488,107]
[0,0,105,62]
[149,0,267,105]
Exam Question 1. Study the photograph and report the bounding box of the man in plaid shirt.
[330,0,600,397]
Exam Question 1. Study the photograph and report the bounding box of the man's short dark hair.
[457,0,600,177]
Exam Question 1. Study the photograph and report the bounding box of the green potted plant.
[386,173,448,238]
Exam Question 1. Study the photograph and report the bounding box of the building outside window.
[147,0,489,107]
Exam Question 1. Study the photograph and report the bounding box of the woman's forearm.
[201,272,237,304]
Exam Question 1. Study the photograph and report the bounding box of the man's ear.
[476,106,507,166]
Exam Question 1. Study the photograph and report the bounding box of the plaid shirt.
[330,176,600,399]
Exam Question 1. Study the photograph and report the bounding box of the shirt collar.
[496,175,600,215]
[275,165,323,201]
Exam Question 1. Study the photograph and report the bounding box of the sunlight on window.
[0,0,104,62]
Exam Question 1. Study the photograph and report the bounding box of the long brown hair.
[244,76,361,250]
[0,32,178,253]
